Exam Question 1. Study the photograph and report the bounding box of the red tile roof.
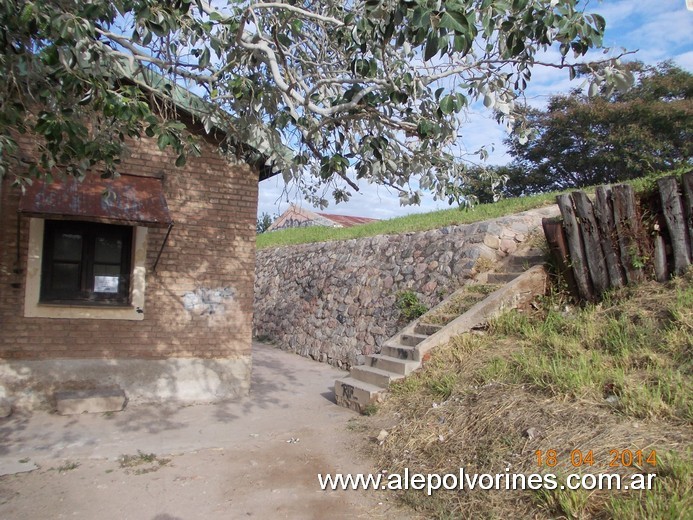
[316,213,379,228]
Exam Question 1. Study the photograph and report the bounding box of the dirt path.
[0,343,410,519]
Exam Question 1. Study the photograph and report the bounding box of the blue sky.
[257,0,693,220]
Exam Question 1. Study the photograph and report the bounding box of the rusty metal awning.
[18,173,172,228]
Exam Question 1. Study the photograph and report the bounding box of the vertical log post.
[572,191,610,295]
[653,227,669,283]
[594,186,626,288]
[557,194,594,301]
[612,184,645,284]
[542,217,580,300]
[658,176,691,275]
[682,171,693,263]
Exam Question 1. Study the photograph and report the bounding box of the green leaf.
[175,154,187,167]
[592,14,606,32]
[439,11,469,34]
[439,95,455,114]
[424,34,439,61]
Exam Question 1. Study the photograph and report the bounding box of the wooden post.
[542,217,579,300]
[594,186,626,288]
[612,184,645,284]
[682,171,693,263]
[658,176,691,275]
[557,194,594,301]
[572,191,610,295]
[653,226,669,283]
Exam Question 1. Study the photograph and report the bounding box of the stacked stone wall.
[254,206,559,368]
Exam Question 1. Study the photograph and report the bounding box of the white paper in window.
[94,276,119,293]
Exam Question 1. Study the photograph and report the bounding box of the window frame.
[24,218,148,321]
[40,220,134,306]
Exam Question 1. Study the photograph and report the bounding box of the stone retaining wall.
[253,206,559,368]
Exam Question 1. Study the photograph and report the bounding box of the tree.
[256,212,275,233]
[1,0,630,206]
[505,61,692,193]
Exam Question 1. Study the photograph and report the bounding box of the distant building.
[268,204,379,232]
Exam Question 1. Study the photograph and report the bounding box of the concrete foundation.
[54,388,127,415]
[0,356,252,411]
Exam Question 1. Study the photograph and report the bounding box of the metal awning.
[18,173,172,228]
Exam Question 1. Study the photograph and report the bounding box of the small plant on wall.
[395,290,428,323]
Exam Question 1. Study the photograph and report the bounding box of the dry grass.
[368,271,692,519]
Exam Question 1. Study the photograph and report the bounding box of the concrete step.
[414,322,443,336]
[350,366,405,387]
[381,342,418,361]
[366,354,420,375]
[334,377,386,413]
[505,253,545,271]
[400,333,428,347]
[486,272,522,284]
[54,388,126,415]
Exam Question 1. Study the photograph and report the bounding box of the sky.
[257,0,693,220]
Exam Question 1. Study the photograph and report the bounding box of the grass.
[257,170,680,250]
[55,461,79,473]
[258,191,558,249]
[372,269,692,519]
[119,451,171,475]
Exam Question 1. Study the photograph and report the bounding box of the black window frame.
[40,220,133,306]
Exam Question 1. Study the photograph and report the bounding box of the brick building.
[0,104,275,410]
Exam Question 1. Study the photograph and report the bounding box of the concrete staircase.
[334,247,546,413]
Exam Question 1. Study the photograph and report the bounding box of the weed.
[534,484,591,519]
[119,451,171,475]
[428,374,455,400]
[395,290,428,322]
[473,256,495,273]
[346,418,368,432]
[361,403,378,416]
[18,458,29,464]
[56,461,79,472]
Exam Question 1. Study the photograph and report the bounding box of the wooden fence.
[542,172,693,302]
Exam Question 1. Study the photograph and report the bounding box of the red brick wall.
[0,133,258,361]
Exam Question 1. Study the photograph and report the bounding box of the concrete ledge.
[0,356,252,411]
[54,388,126,415]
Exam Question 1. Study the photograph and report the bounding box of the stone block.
[0,398,12,418]
[54,388,126,415]
[500,238,518,254]
[483,234,500,249]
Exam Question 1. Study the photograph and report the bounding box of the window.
[40,220,133,305]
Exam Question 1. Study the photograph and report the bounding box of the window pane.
[53,233,82,262]
[93,264,121,277]
[51,263,80,291]
[94,236,123,264]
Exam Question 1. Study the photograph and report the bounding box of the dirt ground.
[0,343,412,520]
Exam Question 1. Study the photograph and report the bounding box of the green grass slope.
[365,272,692,519]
